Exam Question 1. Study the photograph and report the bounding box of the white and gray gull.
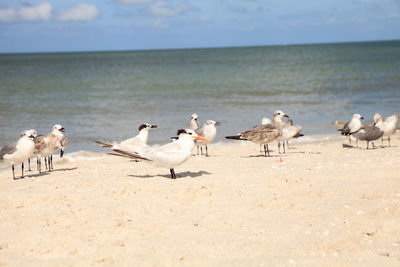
[195,120,221,156]
[0,130,35,180]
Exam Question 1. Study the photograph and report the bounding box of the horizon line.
[1,38,399,55]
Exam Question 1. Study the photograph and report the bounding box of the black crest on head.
[177,129,187,135]
[138,124,148,131]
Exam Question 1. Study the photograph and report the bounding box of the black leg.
[45,157,48,170]
[283,141,286,154]
[197,146,199,155]
[205,145,208,157]
[263,144,267,157]
[12,164,15,180]
[60,149,64,158]
[28,158,31,171]
[366,141,369,150]
[50,155,53,169]
[37,158,39,173]
[200,146,203,155]
[47,157,51,172]
[286,140,289,149]
[21,162,24,178]
[388,136,391,147]
[278,142,281,154]
[170,168,176,179]
[266,144,270,157]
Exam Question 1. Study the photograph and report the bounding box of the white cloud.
[198,15,211,21]
[56,3,98,22]
[152,18,170,28]
[0,8,16,22]
[326,17,343,25]
[150,1,190,17]
[19,2,52,21]
[114,0,152,4]
[0,2,51,22]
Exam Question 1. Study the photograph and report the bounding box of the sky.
[0,0,399,53]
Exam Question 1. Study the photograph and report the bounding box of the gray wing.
[195,127,205,137]
[0,141,18,160]
[340,121,351,135]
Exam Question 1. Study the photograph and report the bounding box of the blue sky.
[0,0,399,53]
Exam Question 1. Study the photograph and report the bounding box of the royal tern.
[338,114,364,147]
[374,113,399,147]
[110,129,209,179]
[34,124,67,172]
[195,120,221,156]
[95,123,158,154]
[0,130,35,180]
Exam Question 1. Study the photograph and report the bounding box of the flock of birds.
[0,125,68,180]
[335,112,399,149]
[0,110,398,180]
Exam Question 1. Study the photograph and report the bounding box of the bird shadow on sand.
[342,143,393,150]
[245,154,286,158]
[129,170,212,179]
[16,167,78,179]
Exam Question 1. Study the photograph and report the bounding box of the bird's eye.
[189,132,192,135]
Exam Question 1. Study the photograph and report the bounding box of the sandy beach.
[0,134,399,266]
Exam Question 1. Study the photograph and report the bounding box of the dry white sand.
[1,134,400,266]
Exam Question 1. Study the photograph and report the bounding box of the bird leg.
[200,146,203,155]
[28,158,32,171]
[50,155,53,169]
[37,158,41,174]
[278,142,281,154]
[286,140,289,149]
[283,141,286,154]
[388,137,391,147]
[12,164,16,180]
[263,144,270,157]
[47,157,51,172]
[21,162,24,178]
[44,157,48,170]
[197,146,199,155]
[366,141,369,150]
[170,168,176,179]
[205,146,209,157]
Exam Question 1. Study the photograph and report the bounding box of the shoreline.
[0,133,399,266]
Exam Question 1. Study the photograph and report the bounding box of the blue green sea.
[1,40,399,152]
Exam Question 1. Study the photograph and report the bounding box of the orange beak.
[193,135,209,142]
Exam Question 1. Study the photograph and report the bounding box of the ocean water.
[0,40,399,153]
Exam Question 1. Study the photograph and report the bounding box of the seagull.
[27,129,38,172]
[259,117,272,152]
[0,130,35,180]
[374,113,399,147]
[189,114,200,131]
[109,129,209,179]
[277,117,304,153]
[195,120,221,156]
[337,114,364,147]
[95,123,158,153]
[34,124,67,173]
[333,119,346,129]
[352,123,384,149]
[225,112,283,157]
